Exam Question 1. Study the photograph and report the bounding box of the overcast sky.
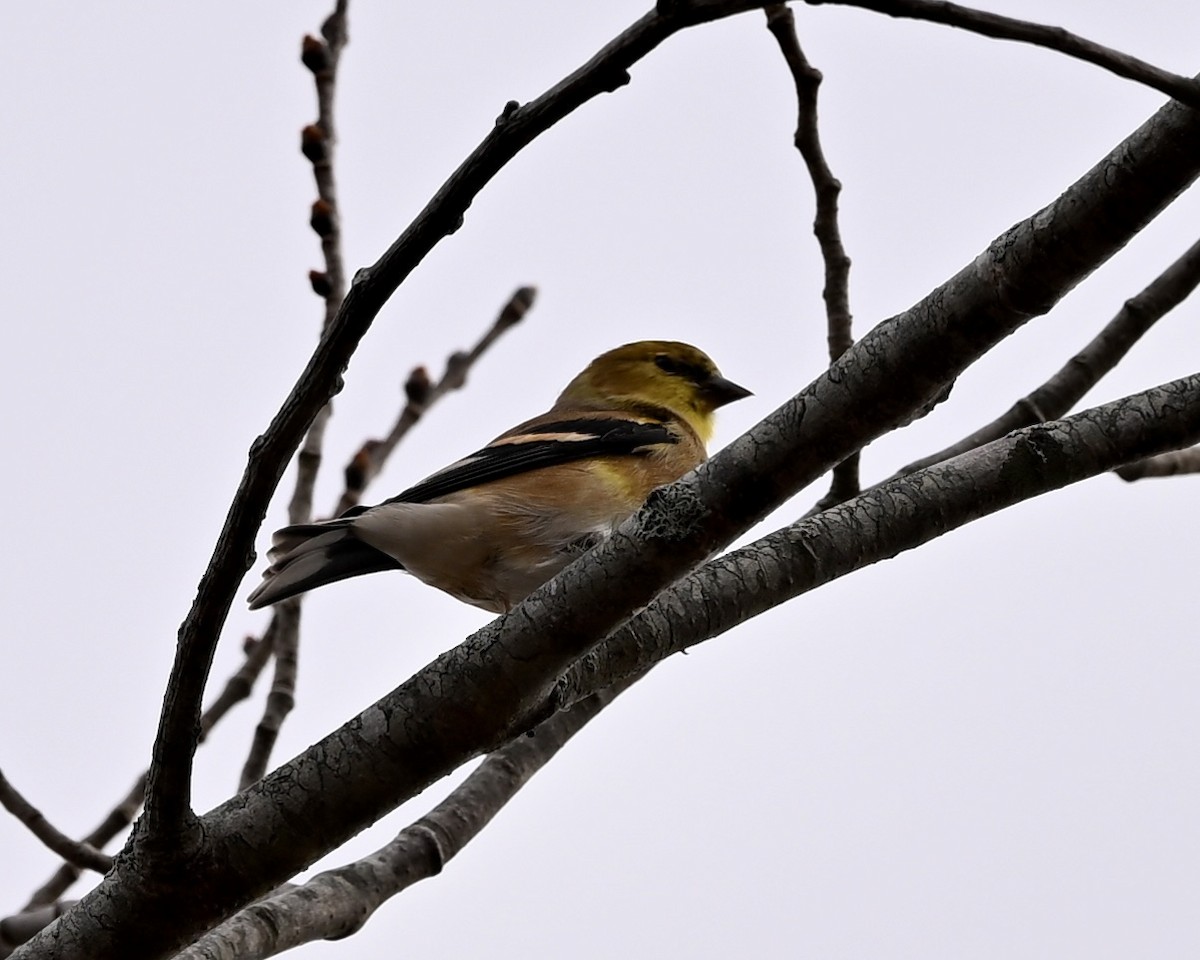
[2,2,1198,957]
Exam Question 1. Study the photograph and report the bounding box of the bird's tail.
[247,519,403,609]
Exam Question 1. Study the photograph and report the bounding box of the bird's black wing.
[361,417,677,509]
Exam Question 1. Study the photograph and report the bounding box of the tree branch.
[140,0,776,851]
[238,603,300,791]
[208,0,354,824]
[334,285,537,516]
[23,14,1200,960]
[805,0,1200,109]
[763,4,860,507]
[896,234,1200,477]
[177,680,630,959]
[0,771,111,875]
[764,5,852,358]
[1116,445,1200,480]
[553,370,1200,706]
[0,905,75,959]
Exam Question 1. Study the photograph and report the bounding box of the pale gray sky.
[1,2,1198,957]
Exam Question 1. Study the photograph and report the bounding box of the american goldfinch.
[248,340,750,613]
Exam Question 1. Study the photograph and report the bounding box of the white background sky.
[2,2,1198,957]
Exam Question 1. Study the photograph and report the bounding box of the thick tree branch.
[1116,445,1200,480]
[897,234,1200,477]
[806,0,1200,109]
[177,681,629,959]
[554,371,1200,706]
[0,905,75,959]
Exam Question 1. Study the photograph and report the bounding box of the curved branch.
[554,370,1200,706]
[141,0,775,849]
[805,0,1200,109]
[764,5,860,507]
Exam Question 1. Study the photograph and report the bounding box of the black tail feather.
[248,528,403,609]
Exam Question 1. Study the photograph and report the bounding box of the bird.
[247,340,750,613]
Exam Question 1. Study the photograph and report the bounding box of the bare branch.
[1116,445,1200,481]
[764,5,860,508]
[0,772,111,875]
[178,680,629,959]
[28,13,1200,960]
[238,604,300,790]
[335,285,537,515]
[805,0,1200,109]
[198,632,277,742]
[141,1,777,851]
[289,2,351,528]
[231,3,354,794]
[896,234,1200,477]
[764,5,852,357]
[553,371,1200,708]
[0,903,75,958]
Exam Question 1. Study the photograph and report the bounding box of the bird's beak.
[702,374,753,408]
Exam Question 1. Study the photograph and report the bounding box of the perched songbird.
[247,340,750,613]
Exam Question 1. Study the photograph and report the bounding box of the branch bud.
[300,35,330,73]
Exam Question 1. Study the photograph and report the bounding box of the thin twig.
[0,772,111,875]
[289,0,351,527]
[239,603,300,790]
[335,285,537,515]
[764,4,859,509]
[1116,445,1200,481]
[805,0,1200,109]
[199,631,278,741]
[764,5,852,356]
[234,0,352,796]
[895,234,1200,478]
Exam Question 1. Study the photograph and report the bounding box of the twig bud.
[300,124,328,163]
[309,199,335,237]
[404,366,433,406]
[301,35,330,73]
[308,270,332,297]
[344,440,382,492]
[498,286,537,329]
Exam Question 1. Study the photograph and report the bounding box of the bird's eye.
[654,354,688,376]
